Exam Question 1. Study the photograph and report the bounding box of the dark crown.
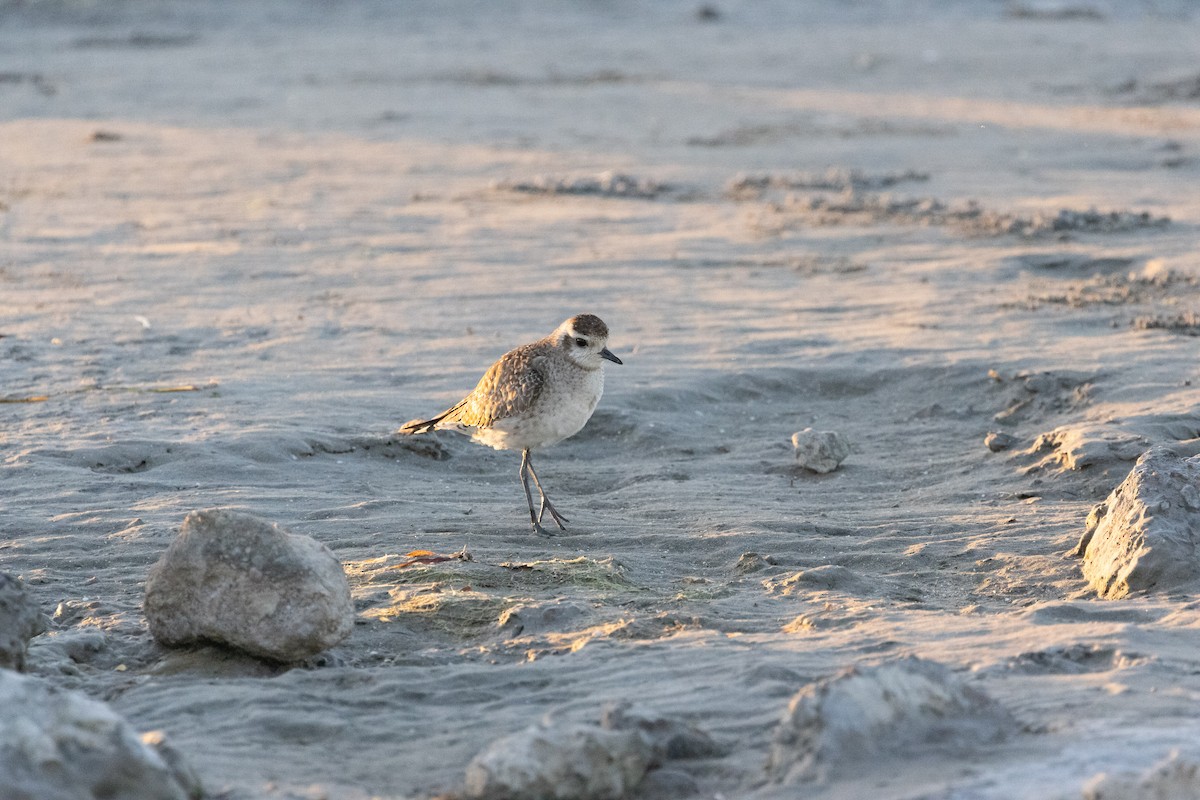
[567,314,608,338]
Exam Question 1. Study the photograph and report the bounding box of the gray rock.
[734,552,776,575]
[636,767,700,798]
[26,628,109,676]
[141,731,205,800]
[791,429,851,474]
[0,572,48,671]
[601,701,721,762]
[464,721,651,800]
[0,668,201,800]
[144,509,354,662]
[1073,447,1200,599]
[1026,423,1148,473]
[765,657,1018,784]
[984,431,1018,452]
[1082,751,1200,800]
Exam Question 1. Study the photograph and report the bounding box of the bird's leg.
[520,450,560,536]
[524,449,568,531]
[519,448,548,535]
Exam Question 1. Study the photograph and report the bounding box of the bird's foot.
[537,498,569,530]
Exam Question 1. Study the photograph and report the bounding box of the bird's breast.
[474,365,604,451]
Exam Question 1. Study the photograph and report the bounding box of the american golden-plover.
[399,314,622,535]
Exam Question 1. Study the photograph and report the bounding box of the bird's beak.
[600,348,623,365]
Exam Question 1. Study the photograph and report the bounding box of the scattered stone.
[1005,1,1105,21]
[996,643,1141,675]
[765,657,1018,784]
[1012,253,1135,276]
[1082,751,1200,800]
[1017,267,1200,310]
[727,168,928,198]
[72,32,199,49]
[0,668,201,800]
[992,370,1094,424]
[1133,311,1200,337]
[769,191,1168,238]
[0,572,48,671]
[734,552,777,574]
[985,431,1018,452]
[495,171,667,199]
[601,701,721,762]
[791,429,851,474]
[464,721,651,800]
[144,509,354,662]
[1073,447,1200,599]
[979,206,1168,236]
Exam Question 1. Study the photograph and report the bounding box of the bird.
[398,314,622,535]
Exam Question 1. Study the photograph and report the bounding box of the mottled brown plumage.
[425,343,545,430]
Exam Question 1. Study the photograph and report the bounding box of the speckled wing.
[443,343,545,430]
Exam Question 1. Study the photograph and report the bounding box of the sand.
[3,0,1200,797]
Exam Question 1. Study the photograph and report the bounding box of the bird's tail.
[397,417,438,435]
[397,400,465,435]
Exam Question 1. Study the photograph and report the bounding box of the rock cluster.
[144,509,354,662]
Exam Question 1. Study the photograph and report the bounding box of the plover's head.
[556,314,622,369]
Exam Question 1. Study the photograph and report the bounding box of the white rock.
[791,429,851,474]
[0,668,200,800]
[765,656,1017,784]
[0,572,48,671]
[144,509,354,662]
[1073,447,1200,599]
[464,721,651,800]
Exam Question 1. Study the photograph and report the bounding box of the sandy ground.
[3,1,1200,797]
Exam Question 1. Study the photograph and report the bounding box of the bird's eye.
[574,337,587,348]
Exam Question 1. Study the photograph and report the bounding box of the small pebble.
[791,429,851,474]
[984,432,1018,452]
